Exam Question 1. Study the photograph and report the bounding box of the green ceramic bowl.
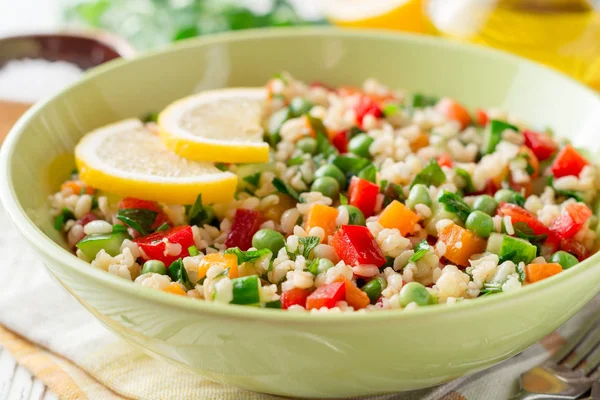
[2,28,600,398]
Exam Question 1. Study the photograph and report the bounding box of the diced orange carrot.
[410,133,429,152]
[305,203,339,239]
[61,180,95,195]
[337,86,362,97]
[163,282,187,296]
[336,276,370,310]
[525,263,563,283]
[435,98,472,129]
[437,222,486,267]
[378,200,420,236]
[197,253,239,279]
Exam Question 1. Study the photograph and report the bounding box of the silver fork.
[511,313,600,400]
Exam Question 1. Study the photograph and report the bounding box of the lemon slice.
[75,119,237,205]
[158,88,269,163]
[322,0,429,33]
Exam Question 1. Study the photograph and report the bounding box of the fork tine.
[563,327,600,370]
[581,345,600,375]
[552,313,600,363]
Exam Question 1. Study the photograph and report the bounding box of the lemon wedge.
[322,0,430,33]
[158,88,269,163]
[75,119,237,205]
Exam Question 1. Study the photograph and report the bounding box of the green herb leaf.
[224,247,271,264]
[348,126,365,138]
[298,236,320,259]
[332,155,370,181]
[498,250,517,264]
[410,159,446,188]
[116,208,157,236]
[306,115,337,157]
[186,194,215,226]
[54,208,75,231]
[514,191,526,207]
[548,176,585,202]
[511,221,548,244]
[286,156,304,166]
[215,163,229,172]
[339,193,348,205]
[381,181,406,208]
[155,222,170,232]
[482,120,519,155]
[264,299,282,309]
[358,164,377,183]
[409,240,431,263]
[143,111,159,123]
[382,256,395,269]
[188,245,200,257]
[516,263,526,283]
[112,224,128,234]
[167,258,193,289]
[383,104,400,116]
[438,191,472,222]
[272,177,300,201]
[455,168,475,194]
[243,172,261,187]
[480,282,503,296]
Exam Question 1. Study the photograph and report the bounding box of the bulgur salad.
[50,72,599,313]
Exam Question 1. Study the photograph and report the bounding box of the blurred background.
[1,0,600,102]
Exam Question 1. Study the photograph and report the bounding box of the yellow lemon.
[75,119,237,205]
[158,88,269,163]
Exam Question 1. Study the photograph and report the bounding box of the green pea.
[314,164,346,188]
[406,184,432,210]
[142,260,167,275]
[473,195,498,216]
[550,251,579,270]
[289,97,313,117]
[361,277,387,304]
[308,258,335,275]
[465,210,494,238]
[348,134,374,158]
[252,229,286,255]
[311,176,340,200]
[296,137,317,155]
[398,282,430,307]
[338,205,365,226]
[494,189,519,204]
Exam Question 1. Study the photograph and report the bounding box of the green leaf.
[514,191,526,207]
[455,168,475,194]
[348,126,365,138]
[482,120,519,155]
[116,208,157,236]
[155,222,170,232]
[410,159,446,188]
[332,155,370,180]
[409,240,431,263]
[381,181,406,208]
[548,176,585,202]
[273,72,288,84]
[313,128,337,158]
[143,112,159,123]
[511,221,548,244]
[54,208,75,231]
[383,104,400,116]
[498,250,517,264]
[173,26,199,41]
[215,163,229,172]
[167,258,193,289]
[272,177,300,201]
[299,236,320,259]
[286,156,304,166]
[480,282,503,296]
[112,224,128,234]
[339,193,348,205]
[186,194,215,226]
[438,191,472,222]
[72,0,111,26]
[243,172,261,187]
[224,247,271,264]
[516,263,526,283]
[358,164,377,183]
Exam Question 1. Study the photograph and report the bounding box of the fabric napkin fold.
[0,204,596,400]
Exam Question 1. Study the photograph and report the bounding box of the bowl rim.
[2,26,600,324]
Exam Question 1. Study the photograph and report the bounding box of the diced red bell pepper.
[78,212,98,226]
[523,130,558,161]
[281,288,311,310]
[119,197,171,231]
[436,153,453,169]
[348,176,380,218]
[551,144,588,178]
[475,108,489,127]
[550,203,592,240]
[331,225,386,267]
[354,95,383,128]
[135,225,195,266]
[306,281,346,310]
[497,203,550,237]
[559,239,590,261]
[332,130,349,153]
[225,208,263,251]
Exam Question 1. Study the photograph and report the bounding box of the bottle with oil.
[426,0,600,90]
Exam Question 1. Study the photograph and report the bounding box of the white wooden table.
[0,345,56,400]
